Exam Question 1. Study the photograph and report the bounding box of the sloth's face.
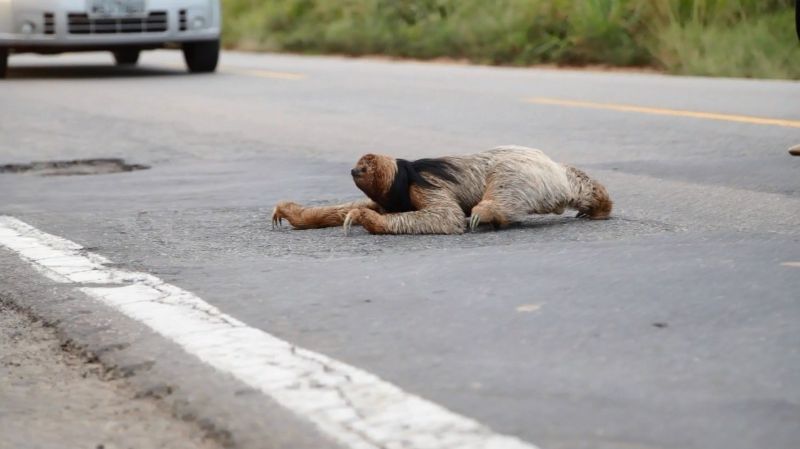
[351,154,395,200]
[350,156,371,181]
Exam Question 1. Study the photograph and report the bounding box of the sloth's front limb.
[271,199,380,230]
[343,206,466,235]
[469,200,511,232]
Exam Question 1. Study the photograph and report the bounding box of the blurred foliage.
[221,0,800,79]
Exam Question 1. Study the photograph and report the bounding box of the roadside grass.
[650,9,800,78]
[221,0,799,79]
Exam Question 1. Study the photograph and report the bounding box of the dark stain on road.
[0,158,149,176]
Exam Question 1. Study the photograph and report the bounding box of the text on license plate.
[88,0,146,17]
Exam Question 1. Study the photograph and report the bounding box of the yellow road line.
[222,67,306,80]
[526,97,800,129]
[516,304,543,313]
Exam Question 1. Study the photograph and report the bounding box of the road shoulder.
[0,300,222,449]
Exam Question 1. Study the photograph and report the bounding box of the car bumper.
[0,0,220,49]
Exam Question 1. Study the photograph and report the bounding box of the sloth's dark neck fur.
[379,158,459,213]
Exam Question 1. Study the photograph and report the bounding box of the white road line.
[0,216,538,449]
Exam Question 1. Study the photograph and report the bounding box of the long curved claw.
[271,206,285,229]
[343,213,354,236]
[576,211,587,219]
[469,214,481,232]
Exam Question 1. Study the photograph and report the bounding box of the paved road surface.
[1,50,799,449]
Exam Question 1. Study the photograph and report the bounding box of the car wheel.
[0,47,8,79]
[113,49,140,66]
[183,40,219,73]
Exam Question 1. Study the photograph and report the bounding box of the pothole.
[0,158,149,176]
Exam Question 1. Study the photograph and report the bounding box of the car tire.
[0,47,8,79]
[183,40,219,73]
[113,49,140,66]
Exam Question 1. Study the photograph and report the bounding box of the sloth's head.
[350,153,397,202]
[351,153,457,213]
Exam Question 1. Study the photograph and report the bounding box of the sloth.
[271,145,612,235]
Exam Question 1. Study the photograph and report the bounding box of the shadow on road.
[5,64,188,80]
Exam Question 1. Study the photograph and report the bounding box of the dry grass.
[221,0,800,79]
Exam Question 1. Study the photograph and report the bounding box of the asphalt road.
[1,50,799,449]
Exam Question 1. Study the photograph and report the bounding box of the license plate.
[88,0,146,17]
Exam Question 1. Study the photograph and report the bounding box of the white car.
[0,0,221,78]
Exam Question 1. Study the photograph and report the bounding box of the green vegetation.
[221,0,800,79]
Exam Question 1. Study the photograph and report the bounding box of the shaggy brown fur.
[271,145,612,235]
